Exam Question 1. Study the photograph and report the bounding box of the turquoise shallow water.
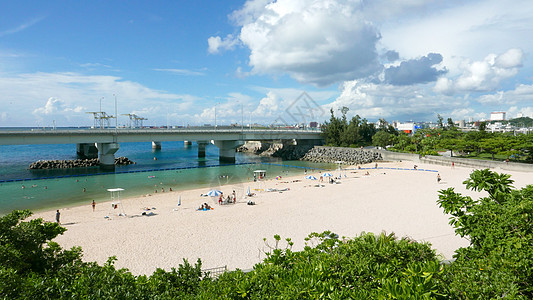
[0,141,334,214]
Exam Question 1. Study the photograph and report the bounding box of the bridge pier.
[214,140,244,163]
[197,141,208,158]
[97,143,120,170]
[152,141,161,150]
[77,143,98,159]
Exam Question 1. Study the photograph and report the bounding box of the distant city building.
[490,112,506,121]
[395,122,415,134]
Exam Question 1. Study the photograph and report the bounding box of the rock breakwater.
[29,157,135,169]
[301,146,382,164]
[272,145,314,160]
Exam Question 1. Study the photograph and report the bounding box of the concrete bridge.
[0,128,323,169]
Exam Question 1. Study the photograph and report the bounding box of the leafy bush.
[437,169,533,298]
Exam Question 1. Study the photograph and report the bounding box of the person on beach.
[55,210,61,224]
[232,190,236,203]
[92,200,96,212]
[437,174,442,183]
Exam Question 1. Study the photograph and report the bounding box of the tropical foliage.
[1,170,532,298]
[389,125,533,162]
[322,111,532,162]
[437,169,533,298]
[321,108,396,147]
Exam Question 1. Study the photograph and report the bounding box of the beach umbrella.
[321,172,333,177]
[206,189,222,197]
[305,175,317,180]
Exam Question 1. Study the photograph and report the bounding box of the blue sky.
[1,0,532,127]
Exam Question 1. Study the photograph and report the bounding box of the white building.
[396,122,415,134]
[490,112,506,121]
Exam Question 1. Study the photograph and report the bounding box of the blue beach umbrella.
[207,189,222,197]
[305,175,317,180]
[321,172,333,177]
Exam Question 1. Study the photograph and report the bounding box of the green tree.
[437,114,444,129]
[359,119,377,145]
[437,170,533,298]
[447,117,454,129]
[321,109,344,146]
[372,130,394,149]
[480,135,506,160]
[479,121,487,132]
[0,210,81,275]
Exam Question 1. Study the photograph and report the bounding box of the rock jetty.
[29,157,135,169]
[272,145,314,160]
[301,146,382,164]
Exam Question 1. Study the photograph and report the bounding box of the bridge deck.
[0,128,323,145]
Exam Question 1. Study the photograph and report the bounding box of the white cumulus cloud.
[207,34,239,54]
[434,48,524,94]
[328,80,465,121]
[0,72,199,127]
[33,97,84,115]
[220,0,383,86]
[477,83,533,105]
[252,92,282,117]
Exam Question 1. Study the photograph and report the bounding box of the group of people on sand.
[218,190,237,205]
[198,203,212,211]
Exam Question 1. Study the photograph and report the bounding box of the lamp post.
[214,102,219,130]
[113,94,118,132]
[99,97,104,128]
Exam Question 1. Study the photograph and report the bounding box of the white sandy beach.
[34,160,532,275]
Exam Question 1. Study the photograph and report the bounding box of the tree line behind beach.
[1,170,532,298]
[322,110,533,163]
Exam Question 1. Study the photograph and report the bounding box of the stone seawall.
[372,149,533,173]
[300,146,382,164]
[29,157,135,169]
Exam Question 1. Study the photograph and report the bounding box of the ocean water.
[0,141,334,214]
